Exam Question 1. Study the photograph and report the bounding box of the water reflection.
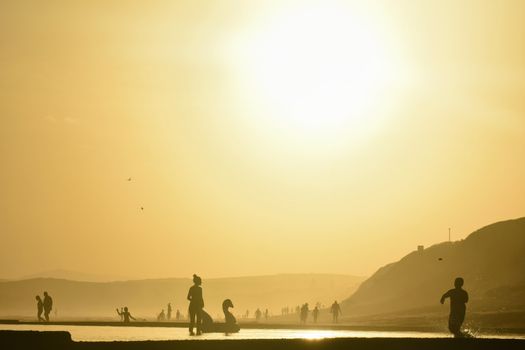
[1,325,523,342]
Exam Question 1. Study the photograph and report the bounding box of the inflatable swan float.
[200,299,240,333]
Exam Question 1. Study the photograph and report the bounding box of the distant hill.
[0,274,363,320]
[16,269,132,283]
[342,217,525,320]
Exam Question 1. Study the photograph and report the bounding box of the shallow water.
[1,324,524,342]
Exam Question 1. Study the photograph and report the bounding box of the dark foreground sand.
[2,331,525,350]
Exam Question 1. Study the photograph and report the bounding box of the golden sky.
[1,0,524,279]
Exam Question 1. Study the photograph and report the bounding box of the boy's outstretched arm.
[440,290,450,304]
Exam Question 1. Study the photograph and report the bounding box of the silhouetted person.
[35,295,45,322]
[116,306,136,322]
[330,301,342,323]
[157,309,166,321]
[176,309,181,321]
[264,308,269,321]
[441,277,469,338]
[167,303,172,320]
[300,303,309,323]
[313,306,319,323]
[187,274,204,335]
[255,308,262,322]
[43,291,53,322]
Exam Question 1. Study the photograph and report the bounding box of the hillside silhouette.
[0,274,362,320]
[342,217,525,326]
[15,269,132,283]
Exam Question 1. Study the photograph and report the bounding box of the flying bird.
[127,177,132,181]
[438,257,443,261]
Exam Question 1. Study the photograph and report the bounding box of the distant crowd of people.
[34,275,470,338]
[291,301,341,324]
[251,308,269,322]
[155,302,182,322]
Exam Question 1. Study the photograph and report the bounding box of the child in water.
[441,277,469,338]
[187,274,204,335]
[116,306,136,323]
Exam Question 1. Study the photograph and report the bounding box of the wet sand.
[2,330,525,350]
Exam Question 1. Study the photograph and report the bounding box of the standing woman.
[187,274,204,335]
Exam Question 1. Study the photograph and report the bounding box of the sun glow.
[231,3,408,147]
[293,330,339,340]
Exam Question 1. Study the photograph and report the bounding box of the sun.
[231,2,406,146]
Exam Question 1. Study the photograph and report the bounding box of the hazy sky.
[1,0,524,280]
